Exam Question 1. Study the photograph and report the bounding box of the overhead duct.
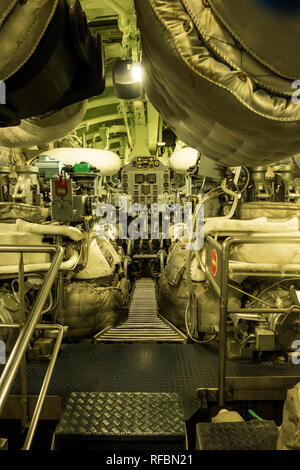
[0,101,87,148]
[0,0,105,129]
[135,0,300,167]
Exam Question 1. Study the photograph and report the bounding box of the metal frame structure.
[0,245,64,449]
[205,235,300,406]
[0,323,65,449]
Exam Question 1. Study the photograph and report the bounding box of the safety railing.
[0,245,64,449]
[205,235,300,407]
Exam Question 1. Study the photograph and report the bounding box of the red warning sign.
[212,249,218,277]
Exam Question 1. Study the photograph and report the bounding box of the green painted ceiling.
[75,0,163,162]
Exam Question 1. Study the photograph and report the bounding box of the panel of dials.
[121,156,170,205]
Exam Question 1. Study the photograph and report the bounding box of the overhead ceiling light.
[113,60,142,100]
[131,64,142,83]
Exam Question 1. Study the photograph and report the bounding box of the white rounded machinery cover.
[170,147,198,174]
[39,147,122,176]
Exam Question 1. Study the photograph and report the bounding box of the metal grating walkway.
[95,278,186,343]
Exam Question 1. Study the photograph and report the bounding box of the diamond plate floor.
[196,421,279,450]
[8,343,300,419]
[54,392,186,450]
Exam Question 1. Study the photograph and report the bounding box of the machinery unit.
[50,168,101,222]
[159,158,300,361]
[2,0,300,453]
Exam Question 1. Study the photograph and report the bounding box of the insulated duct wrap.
[57,282,128,338]
[0,102,87,147]
[135,0,300,167]
[0,0,58,81]
[158,242,221,333]
[0,0,104,141]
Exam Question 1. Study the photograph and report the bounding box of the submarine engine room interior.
[0,0,300,452]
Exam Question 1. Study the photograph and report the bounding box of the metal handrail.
[0,245,64,414]
[22,324,65,450]
[0,323,66,450]
[206,235,300,407]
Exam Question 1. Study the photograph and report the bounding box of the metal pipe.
[0,324,19,329]
[119,102,133,149]
[229,262,300,273]
[16,219,84,241]
[132,254,159,259]
[19,252,28,428]
[159,250,166,273]
[0,249,78,274]
[228,271,300,278]
[205,268,221,298]
[0,245,64,414]
[22,325,65,450]
[229,307,300,314]
[218,239,230,407]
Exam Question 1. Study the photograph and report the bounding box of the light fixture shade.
[112,59,141,100]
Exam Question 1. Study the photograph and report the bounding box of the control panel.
[121,156,171,205]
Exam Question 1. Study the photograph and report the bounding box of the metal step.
[196,421,279,450]
[54,392,186,450]
[95,278,187,343]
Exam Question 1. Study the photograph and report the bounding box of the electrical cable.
[228,282,275,309]
[220,178,239,219]
[183,176,241,343]
[185,248,216,343]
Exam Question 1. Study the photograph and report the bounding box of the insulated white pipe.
[102,0,131,46]
[0,251,79,274]
[204,217,299,236]
[16,219,84,241]
[229,262,300,273]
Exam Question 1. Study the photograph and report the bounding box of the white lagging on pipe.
[16,219,84,241]
[204,217,299,236]
[101,0,132,48]
[0,251,79,274]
